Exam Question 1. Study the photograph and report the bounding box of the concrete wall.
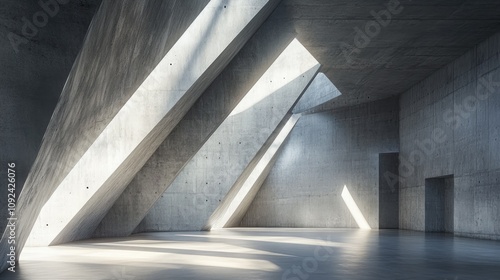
[399,31,500,240]
[0,0,100,240]
[134,39,319,233]
[241,97,399,228]
[1,0,214,268]
[205,114,300,229]
[94,0,286,238]
[26,0,277,247]
[292,73,341,114]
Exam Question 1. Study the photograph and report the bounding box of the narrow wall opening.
[425,175,454,233]
[379,153,399,229]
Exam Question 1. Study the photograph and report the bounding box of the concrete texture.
[425,176,454,233]
[205,114,301,230]
[2,0,213,259]
[11,0,209,247]
[292,73,341,114]
[0,0,100,242]
[279,0,500,111]
[24,0,276,247]
[133,39,320,233]
[241,97,399,228]
[399,31,500,240]
[93,7,297,238]
[3,229,500,279]
[1,0,500,275]
[379,153,400,229]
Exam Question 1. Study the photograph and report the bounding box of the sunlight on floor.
[6,229,500,280]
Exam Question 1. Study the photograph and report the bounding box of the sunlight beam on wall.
[341,185,371,230]
[209,114,302,229]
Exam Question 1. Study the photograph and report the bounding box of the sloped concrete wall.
[0,0,100,243]
[94,0,285,238]
[17,0,211,247]
[292,73,341,114]
[1,0,212,269]
[241,97,399,228]
[205,114,301,229]
[133,40,319,233]
[25,0,276,247]
[399,31,500,240]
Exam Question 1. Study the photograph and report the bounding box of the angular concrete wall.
[134,39,320,232]
[399,31,500,240]
[241,97,399,228]
[25,0,276,247]
[0,0,100,241]
[1,0,210,269]
[292,73,341,114]
[205,114,301,229]
[93,0,287,238]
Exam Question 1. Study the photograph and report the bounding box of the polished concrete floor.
[1,229,499,279]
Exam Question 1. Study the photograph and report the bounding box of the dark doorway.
[425,176,454,233]
[379,153,399,229]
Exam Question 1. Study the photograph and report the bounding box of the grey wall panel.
[241,97,399,228]
[399,31,500,240]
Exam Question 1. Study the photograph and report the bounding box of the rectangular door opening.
[425,175,454,233]
[379,153,399,229]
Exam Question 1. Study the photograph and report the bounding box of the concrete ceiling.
[2,0,500,110]
[276,0,500,110]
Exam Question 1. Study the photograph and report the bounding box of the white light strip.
[212,114,301,229]
[341,185,371,230]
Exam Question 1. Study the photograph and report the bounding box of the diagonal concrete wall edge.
[94,5,294,238]
[293,73,342,114]
[24,0,280,247]
[134,39,320,233]
[0,0,211,271]
[204,113,302,230]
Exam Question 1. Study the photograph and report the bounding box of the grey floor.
[1,229,499,280]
